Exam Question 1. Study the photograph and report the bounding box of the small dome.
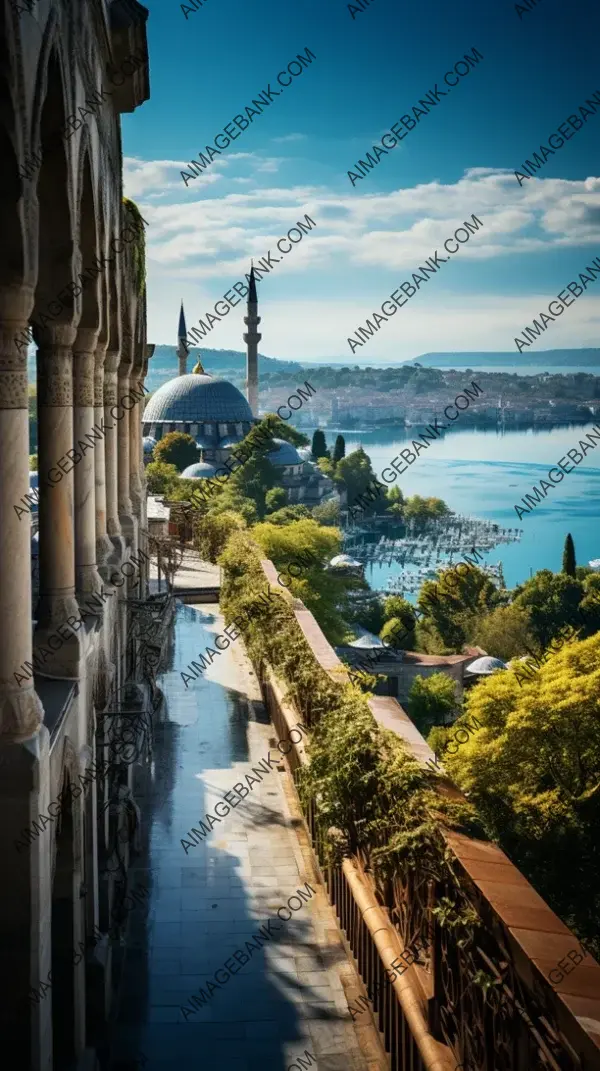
[267,438,302,467]
[350,629,386,649]
[330,554,362,569]
[180,461,218,479]
[465,656,507,676]
[143,436,157,455]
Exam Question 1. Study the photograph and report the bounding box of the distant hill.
[150,345,303,376]
[402,350,600,368]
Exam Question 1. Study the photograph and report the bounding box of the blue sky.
[123,0,600,361]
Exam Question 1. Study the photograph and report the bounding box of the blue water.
[319,424,600,591]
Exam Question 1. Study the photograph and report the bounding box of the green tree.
[563,532,576,577]
[265,487,287,514]
[385,486,404,518]
[347,596,385,636]
[251,518,354,643]
[29,454,38,471]
[311,429,328,459]
[311,500,341,526]
[513,569,584,649]
[153,431,199,473]
[336,447,377,505]
[265,504,312,526]
[260,412,309,447]
[469,604,535,662]
[441,632,600,952]
[333,434,346,463]
[418,565,500,652]
[380,615,415,649]
[404,495,449,525]
[195,510,247,562]
[145,460,180,496]
[407,673,458,735]
[383,595,415,625]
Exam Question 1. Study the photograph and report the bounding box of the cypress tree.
[562,533,576,577]
[311,429,327,459]
[333,434,346,463]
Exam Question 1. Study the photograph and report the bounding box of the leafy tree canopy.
[195,509,247,562]
[407,673,459,736]
[417,565,500,652]
[513,569,585,648]
[145,460,180,496]
[265,487,287,514]
[251,518,355,643]
[153,431,199,473]
[260,412,309,447]
[439,632,600,952]
[468,603,535,662]
[29,454,38,471]
[311,500,341,526]
[266,504,312,526]
[336,447,377,504]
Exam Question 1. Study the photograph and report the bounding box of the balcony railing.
[256,558,600,1071]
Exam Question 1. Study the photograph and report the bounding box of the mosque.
[142,269,339,508]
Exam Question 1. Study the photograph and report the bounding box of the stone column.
[0,284,44,735]
[34,324,81,677]
[73,327,103,600]
[93,343,114,580]
[104,351,125,559]
[117,365,135,546]
[0,727,53,1071]
[128,392,143,524]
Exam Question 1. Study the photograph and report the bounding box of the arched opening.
[33,46,76,629]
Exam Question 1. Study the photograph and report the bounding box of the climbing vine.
[219,530,484,913]
[123,196,146,296]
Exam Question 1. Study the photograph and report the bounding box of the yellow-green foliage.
[195,510,247,563]
[219,530,481,890]
[437,632,600,951]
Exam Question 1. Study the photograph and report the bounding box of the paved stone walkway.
[106,601,374,1071]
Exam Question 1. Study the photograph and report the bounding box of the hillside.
[404,349,600,368]
[151,345,303,376]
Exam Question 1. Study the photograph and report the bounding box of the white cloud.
[270,133,307,143]
[128,153,600,358]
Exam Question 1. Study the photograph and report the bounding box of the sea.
[27,349,597,593]
[309,423,600,593]
[134,352,599,593]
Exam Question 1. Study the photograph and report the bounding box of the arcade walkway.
[106,601,377,1071]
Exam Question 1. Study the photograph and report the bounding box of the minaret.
[177,300,188,376]
[243,265,260,416]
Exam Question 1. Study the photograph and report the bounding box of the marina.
[343,514,520,596]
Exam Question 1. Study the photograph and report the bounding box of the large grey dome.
[143,373,253,424]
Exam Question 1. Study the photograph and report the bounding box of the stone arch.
[76,137,100,333]
[0,52,26,290]
[31,43,74,331]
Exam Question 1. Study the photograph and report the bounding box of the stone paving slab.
[106,602,379,1071]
